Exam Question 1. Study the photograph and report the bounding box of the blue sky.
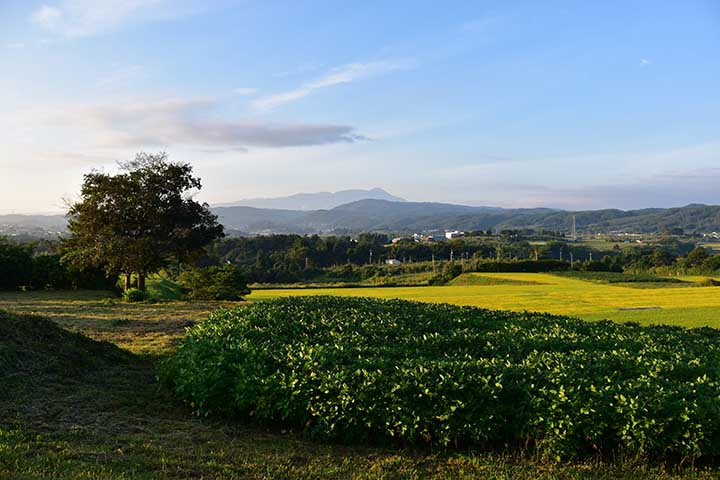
[0,0,718,213]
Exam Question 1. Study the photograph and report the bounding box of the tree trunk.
[124,274,132,291]
[137,273,146,291]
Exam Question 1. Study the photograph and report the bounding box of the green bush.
[122,288,149,302]
[0,237,116,291]
[554,271,687,284]
[429,262,463,285]
[469,259,570,273]
[178,265,250,301]
[161,296,720,460]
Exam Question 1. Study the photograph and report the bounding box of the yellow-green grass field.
[248,273,720,328]
[699,242,720,254]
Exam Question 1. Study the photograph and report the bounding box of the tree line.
[0,237,112,291]
[1,152,718,293]
[201,233,715,284]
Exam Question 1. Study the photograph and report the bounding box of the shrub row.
[469,259,570,273]
[161,296,720,460]
[553,271,688,284]
[0,238,113,291]
[177,265,250,300]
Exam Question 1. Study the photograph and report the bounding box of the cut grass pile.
[0,290,228,355]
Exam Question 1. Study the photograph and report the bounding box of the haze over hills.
[3,194,720,238]
[212,199,720,235]
[216,188,405,211]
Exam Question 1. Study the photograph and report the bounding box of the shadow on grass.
[2,306,718,479]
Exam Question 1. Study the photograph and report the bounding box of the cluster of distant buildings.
[386,230,466,265]
[391,230,466,245]
[0,224,64,240]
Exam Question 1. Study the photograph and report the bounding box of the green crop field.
[248,273,720,328]
[162,296,720,461]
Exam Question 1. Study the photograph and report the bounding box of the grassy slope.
[2,289,720,479]
[448,273,544,286]
[249,273,720,328]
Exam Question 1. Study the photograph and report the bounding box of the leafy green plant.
[161,297,720,460]
[122,288,149,303]
[177,265,250,301]
[428,262,463,285]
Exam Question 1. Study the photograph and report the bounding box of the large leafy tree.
[64,152,224,290]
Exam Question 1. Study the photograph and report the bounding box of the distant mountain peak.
[217,188,405,211]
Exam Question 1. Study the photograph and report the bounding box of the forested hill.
[212,200,720,235]
[4,202,720,237]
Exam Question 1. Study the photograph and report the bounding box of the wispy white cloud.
[232,87,257,96]
[6,42,26,49]
[18,97,366,151]
[272,62,323,78]
[640,58,652,67]
[96,64,145,89]
[252,60,414,110]
[537,167,720,210]
[30,0,202,38]
[32,5,63,30]
[430,144,720,209]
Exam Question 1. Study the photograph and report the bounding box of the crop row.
[161,296,720,460]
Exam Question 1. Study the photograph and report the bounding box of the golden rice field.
[247,273,720,328]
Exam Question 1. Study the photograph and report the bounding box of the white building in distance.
[445,230,465,240]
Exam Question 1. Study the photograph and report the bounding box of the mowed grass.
[0,290,234,356]
[2,284,720,479]
[248,273,720,328]
[2,291,710,480]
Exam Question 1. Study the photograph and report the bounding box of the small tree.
[64,152,224,290]
[178,265,250,300]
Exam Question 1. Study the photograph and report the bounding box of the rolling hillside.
[216,188,405,210]
[5,201,720,237]
[213,200,720,235]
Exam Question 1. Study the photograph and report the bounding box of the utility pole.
[432,253,436,273]
[369,249,373,265]
[570,251,574,268]
[450,249,454,262]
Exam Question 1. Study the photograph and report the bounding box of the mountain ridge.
[216,188,405,210]
[213,200,720,235]
[3,201,720,237]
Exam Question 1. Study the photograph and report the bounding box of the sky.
[0,0,719,214]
